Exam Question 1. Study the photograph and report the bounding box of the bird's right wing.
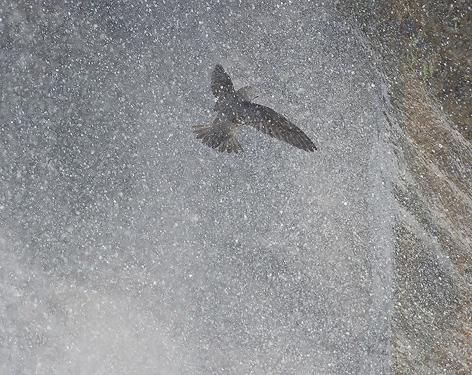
[241,103,316,152]
[211,64,235,99]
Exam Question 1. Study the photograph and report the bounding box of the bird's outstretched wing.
[240,103,316,152]
[211,64,235,99]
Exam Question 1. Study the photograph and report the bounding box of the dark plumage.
[193,64,317,153]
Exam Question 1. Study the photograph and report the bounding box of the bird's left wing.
[240,103,317,152]
[211,64,235,99]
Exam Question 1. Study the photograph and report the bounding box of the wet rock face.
[393,0,471,142]
[339,0,471,141]
[392,78,472,374]
[339,1,472,374]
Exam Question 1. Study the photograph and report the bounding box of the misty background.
[1,1,470,374]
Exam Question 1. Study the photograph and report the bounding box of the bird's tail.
[193,124,242,153]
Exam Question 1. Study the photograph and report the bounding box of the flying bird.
[193,64,316,153]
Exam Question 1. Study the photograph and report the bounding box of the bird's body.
[193,65,316,153]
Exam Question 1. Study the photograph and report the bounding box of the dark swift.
[193,65,317,153]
